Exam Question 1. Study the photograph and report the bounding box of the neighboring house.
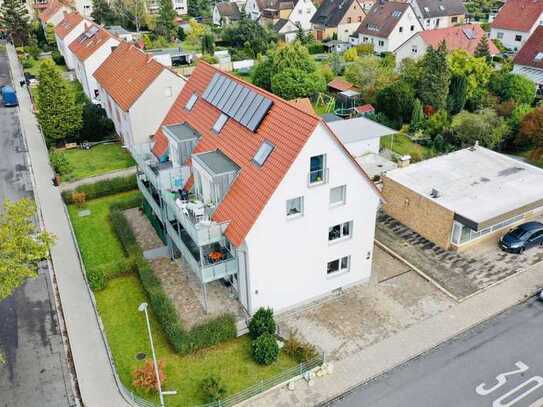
[513,26,543,93]
[93,42,186,152]
[395,24,499,63]
[323,39,352,52]
[54,11,87,70]
[350,1,423,53]
[288,0,317,30]
[327,77,356,93]
[39,0,72,30]
[146,0,187,15]
[409,0,465,30]
[273,18,300,42]
[72,0,92,17]
[213,2,241,26]
[311,0,366,42]
[133,62,382,315]
[382,145,543,251]
[490,0,543,52]
[106,25,137,42]
[69,25,120,101]
[245,0,294,23]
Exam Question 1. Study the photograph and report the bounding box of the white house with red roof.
[490,0,543,51]
[133,62,382,315]
[54,11,88,70]
[93,42,186,152]
[39,0,72,30]
[395,24,499,63]
[69,25,120,101]
[513,26,543,92]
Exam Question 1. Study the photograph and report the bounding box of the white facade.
[74,37,120,101]
[55,19,88,70]
[394,32,429,62]
[245,0,262,20]
[351,6,423,53]
[172,0,188,15]
[289,0,316,30]
[490,17,543,51]
[73,0,93,18]
[98,69,185,152]
[41,5,71,29]
[241,123,380,314]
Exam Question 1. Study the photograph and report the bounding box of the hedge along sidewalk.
[108,208,238,355]
[62,175,137,203]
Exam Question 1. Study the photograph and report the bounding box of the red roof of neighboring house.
[419,24,500,56]
[93,41,166,111]
[288,98,317,115]
[355,104,375,114]
[328,78,354,92]
[39,0,66,22]
[491,0,543,32]
[69,25,115,62]
[514,26,543,69]
[54,11,83,39]
[151,62,380,246]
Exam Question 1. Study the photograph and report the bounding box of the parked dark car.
[500,222,543,254]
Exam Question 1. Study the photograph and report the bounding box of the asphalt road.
[0,44,76,407]
[329,298,543,407]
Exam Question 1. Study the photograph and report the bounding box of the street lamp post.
[138,303,177,407]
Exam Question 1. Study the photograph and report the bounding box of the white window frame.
[286,196,304,219]
[328,221,352,243]
[329,185,346,207]
[327,255,350,276]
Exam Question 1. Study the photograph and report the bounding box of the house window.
[497,32,504,39]
[212,113,228,133]
[451,16,458,23]
[411,45,418,54]
[329,221,352,242]
[435,18,440,27]
[309,154,326,184]
[185,93,198,111]
[298,8,302,14]
[425,19,430,26]
[347,17,352,23]
[515,34,522,42]
[253,140,274,166]
[327,256,350,275]
[363,36,368,42]
[399,26,403,32]
[358,15,362,22]
[330,185,346,206]
[164,86,172,97]
[410,25,414,31]
[378,40,384,46]
[286,196,303,218]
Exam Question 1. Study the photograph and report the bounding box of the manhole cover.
[136,352,146,360]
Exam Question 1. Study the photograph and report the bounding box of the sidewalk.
[6,44,132,407]
[60,166,137,192]
[247,257,543,406]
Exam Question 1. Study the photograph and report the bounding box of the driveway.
[376,212,543,301]
[277,246,454,361]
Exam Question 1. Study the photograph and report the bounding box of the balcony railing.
[308,168,329,187]
[137,177,163,221]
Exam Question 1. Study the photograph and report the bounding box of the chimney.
[398,154,411,168]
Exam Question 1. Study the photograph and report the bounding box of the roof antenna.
[470,141,479,151]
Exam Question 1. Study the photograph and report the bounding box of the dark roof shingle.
[414,0,465,18]
[311,0,361,27]
[356,1,410,38]
[215,2,241,19]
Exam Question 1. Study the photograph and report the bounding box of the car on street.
[500,221,543,253]
[1,85,18,107]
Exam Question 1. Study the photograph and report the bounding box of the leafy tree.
[474,34,491,59]
[0,0,31,46]
[188,0,210,17]
[375,81,415,124]
[519,107,543,150]
[398,58,422,89]
[490,72,536,105]
[418,41,450,110]
[426,110,449,138]
[176,26,186,41]
[450,109,509,148]
[201,32,214,54]
[36,60,83,143]
[448,49,492,100]
[221,15,274,57]
[328,52,344,75]
[92,0,117,25]
[410,98,425,132]
[78,102,115,142]
[345,55,396,103]
[343,47,358,62]
[447,74,468,115]
[111,0,147,32]
[186,19,206,47]
[252,58,274,90]
[271,68,325,100]
[295,24,311,45]
[0,199,54,301]
[155,0,176,40]
[45,23,56,45]
[355,43,374,56]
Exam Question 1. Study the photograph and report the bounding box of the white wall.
[74,0,93,17]
[44,8,70,29]
[245,0,261,20]
[394,33,427,63]
[80,37,120,100]
[212,6,221,25]
[337,22,362,42]
[490,17,543,51]
[289,0,316,30]
[57,20,87,70]
[243,123,380,314]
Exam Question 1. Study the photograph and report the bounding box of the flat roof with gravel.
[385,146,543,227]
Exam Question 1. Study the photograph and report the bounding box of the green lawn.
[62,144,135,181]
[381,133,434,162]
[24,56,67,77]
[68,191,140,271]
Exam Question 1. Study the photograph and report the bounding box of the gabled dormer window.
[185,93,198,111]
[253,140,274,166]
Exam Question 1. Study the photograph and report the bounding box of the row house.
[350,1,423,53]
[93,42,186,152]
[146,0,187,15]
[69,24,120,101]
[311,0,368,42]
[513,26,543,94]
[408,0,465,30]
[213,2,242,26]
[39,0,72,30]
[490,0,543,51]
[133,62,382,315]
[54,11,87,70]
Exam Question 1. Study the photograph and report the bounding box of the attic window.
[368,24,379,31]
[212,113,228,133]
[439,4,445,10]
[185,93,198,111]
[253,140,274,166]
[535,52,543,62]
[423,6,429,12]
[391,9,401,17]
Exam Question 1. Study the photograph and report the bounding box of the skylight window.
[535,52,543,62]
[212,113,228,133]
[391,9,401,17]
[185,93,198,111]
[253,140,274,166]
[423,6,429,12]
[439,5,445,10]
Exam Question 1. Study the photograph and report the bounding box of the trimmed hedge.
[62,175,137,203]
[109,208,237,354]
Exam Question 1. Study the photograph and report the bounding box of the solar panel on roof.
[207,75,226,102]
[234,91,257,122]
[240,94,264,126]
[222,83,243,113]
[247,99,273,131]
[203,74,220,99]
[229,86,250,118]
[217,80,236,110]
[211,77,231,105]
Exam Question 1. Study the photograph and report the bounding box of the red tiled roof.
[419,24,500,56]
[39,0,65,22]
[355,104,375,114]
[69,25,114,62]
[288,98,317,115]
[328,78,354,92]
[514,26,543,69]
[491,0,543,32]
[93,42,165,111]
[54,11,83,39]
[151,62,381,247]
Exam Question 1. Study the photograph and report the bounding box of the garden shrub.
[183,314,237,354]
[62,175,137,203]
[86,267,106,291]
[51,50,65,66]
[283,332,319,363]
[132,360,166,393]
[200,374,227,403]
[248,307,276,339]
[50,149,73,176]
[71,191,86,208]
[307,43,325,54]
[22,57,35,69]
[251,333,279,365]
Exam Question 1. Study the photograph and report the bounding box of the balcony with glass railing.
[133,143,186,193]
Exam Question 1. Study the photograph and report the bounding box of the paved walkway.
[6,43,131,407]
[247,252,543,407]
[60,166,136,192]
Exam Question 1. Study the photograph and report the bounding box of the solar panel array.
[78,25,100,43]
[202,73,273,132]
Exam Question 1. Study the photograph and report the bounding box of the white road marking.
[476,362,530,396]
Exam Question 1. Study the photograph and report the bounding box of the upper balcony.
[134,142,186,193]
